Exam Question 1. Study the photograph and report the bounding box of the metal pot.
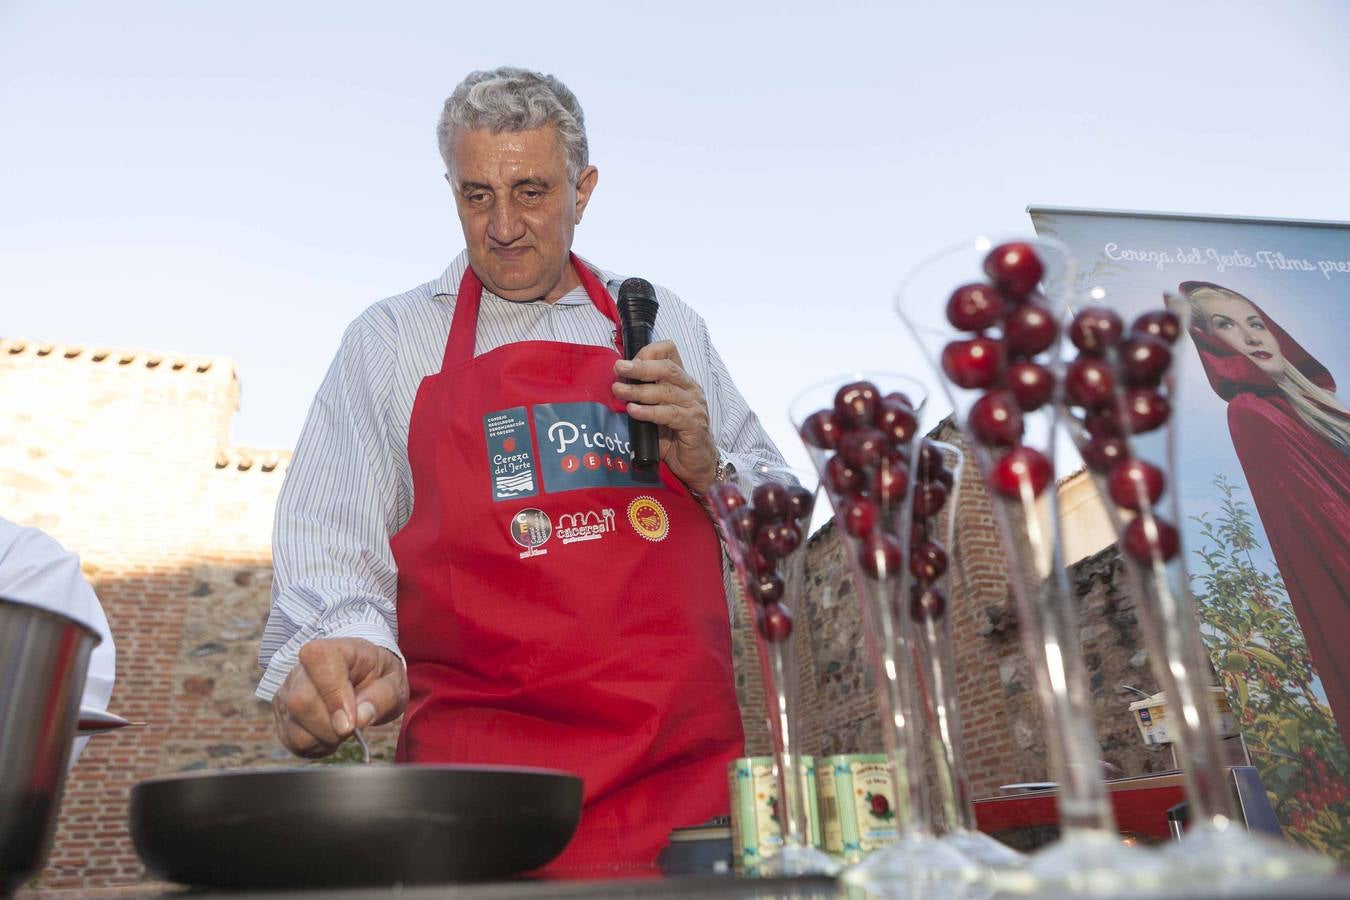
[0,595,101,896]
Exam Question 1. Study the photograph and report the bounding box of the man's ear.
[574,166,599,224]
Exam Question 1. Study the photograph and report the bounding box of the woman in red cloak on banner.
[1181,280,1350,754]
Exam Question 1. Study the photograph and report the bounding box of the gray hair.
[437,67,589,182]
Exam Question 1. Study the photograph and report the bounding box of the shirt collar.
[430,250,618,306]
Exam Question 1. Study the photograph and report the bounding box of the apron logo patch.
[626,496,669,543]
[532,402,662,495]
[509,508,552,558]
[556,507,617,544]
[484,407,538,501]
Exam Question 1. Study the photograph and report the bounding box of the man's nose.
[488,199,525,244]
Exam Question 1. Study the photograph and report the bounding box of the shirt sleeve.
[256,314,405,702]
[695,314,788,477]
[0,521,116,767]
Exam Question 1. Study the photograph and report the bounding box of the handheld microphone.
[617,277,661,470]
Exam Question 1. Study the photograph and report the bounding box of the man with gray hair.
[258,67,783,871]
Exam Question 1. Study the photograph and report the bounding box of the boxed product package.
[1129,686,1237,746]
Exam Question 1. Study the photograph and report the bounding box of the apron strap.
[442,253,621,371]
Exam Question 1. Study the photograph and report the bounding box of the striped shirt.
[256,251,784,700]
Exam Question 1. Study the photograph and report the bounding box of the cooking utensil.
[129,764,583,888]
[76,706,145,736]
[0,595,102,896]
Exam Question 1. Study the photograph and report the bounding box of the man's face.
[447,126,597,303]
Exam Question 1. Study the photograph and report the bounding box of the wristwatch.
[712,449,735,486]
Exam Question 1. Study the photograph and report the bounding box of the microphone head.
[617,277,659,329]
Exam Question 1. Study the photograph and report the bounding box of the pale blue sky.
[3,0,1348,471]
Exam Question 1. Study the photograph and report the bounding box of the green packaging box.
[817,753,899,862]
[727,755,821,873]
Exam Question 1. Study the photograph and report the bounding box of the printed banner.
[1030,207,1350,860]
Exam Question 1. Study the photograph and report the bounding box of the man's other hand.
[613,341,717,494]
[271,637,408,758]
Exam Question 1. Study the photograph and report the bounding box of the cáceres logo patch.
[626,496,669,543]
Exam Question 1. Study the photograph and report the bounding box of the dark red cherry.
[825,454,866,496]
[1119,336,1172,388]
[873,459,911,509]
[983,242,1045,299]
[787,485,815,522]
[1069,307,1124,356]
[909,540,949,581]
[1084,408,1122,440]
[884,390,915,408]
[758,602,794,642]
[941,337,1003,390]
[1124,388,1170,433]
[752,571,785,604]
[968,389,1023,447]
[1081,435,1129,474]
[841,496,877,537]
[1065,357,1116,409]
[710,482,746,516]
[875,398,919,447]
[933,466,954,490]
[1108,460,1166,511]
[1004,304,1059,357]
[756,521,801,560]
[752,481,791,523]
[990,446,1052,500]
[1007,361,1055,411]
[730,507,758,542]
[913,480,949,518]
[946,282,1007,331]
[910,519,928,545]
[910,584,947,622]
[1132,310,1181,345]
[918,440,944,478]
[840,426,888,469]
[747,544,776,576]
[858,531,904,579]
[801,409,845,450]
[1123,516,1180,563]
[834,381,881,428]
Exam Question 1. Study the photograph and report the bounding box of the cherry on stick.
[756,522,801,560]
[787,485,815,522]
[1082,435,1130,474]
[758,602,794,642]
[841,496,878,537]
[801,409,845,450]
[835,381,881,428]
[946,282,1007,331]
[875,398,919,447]
[990,446,1052,499]
[1120,336,1172,388]
[752,481,791,523]
[983,242,1045,299]
[1132,310,1181,345]
[1004,303,1060,357]
[840,426,889,469]
[910,584,948,622]
[941,337,1003,390]
[752,571,785,604]
[913,480,949,517]
[910,540,949,580]
[873,458,910,509]
[1069,307,1124,357]
[1123,516,1180,563]
[1124,388,1170,433]
[1065,357,1116,410]
[1007,361,1055,411]
[968,389,1023,447]
[826,454,866,496]
[1108,459,1166,512]
[710,483,746,516]
[858,531,904,579]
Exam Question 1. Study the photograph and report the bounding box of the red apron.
[390,255,744,873]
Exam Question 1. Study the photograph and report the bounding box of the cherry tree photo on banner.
[1030,207,1350,862]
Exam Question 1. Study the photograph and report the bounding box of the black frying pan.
[129,764,582,888]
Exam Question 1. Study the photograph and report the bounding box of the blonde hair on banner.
[1187,284,1350,453]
